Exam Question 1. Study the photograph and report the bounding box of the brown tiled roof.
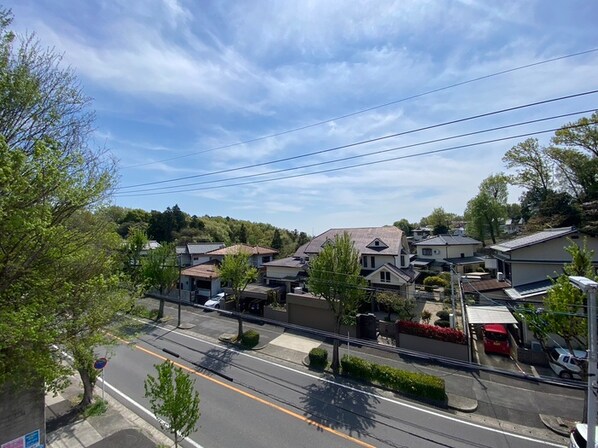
[462,278,509,293]
[298,226,404,257]
[206,244,278,256]
[182,260,220,279]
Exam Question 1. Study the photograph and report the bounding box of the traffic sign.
[93,357,108,370]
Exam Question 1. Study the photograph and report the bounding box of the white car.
[570,423,598,448]
[203,292,226,310]
[548,347,587,380]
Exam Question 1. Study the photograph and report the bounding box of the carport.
[466,305,518,325]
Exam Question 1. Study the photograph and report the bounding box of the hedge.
[341,355,446,402]
[308,347,328,370]
[398,320,465,344]
[434,319,450,328]
[436,310,450,320]
[241,330,260,348]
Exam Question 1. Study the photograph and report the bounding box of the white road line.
[142,320,567,448]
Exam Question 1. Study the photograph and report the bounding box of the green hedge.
[308,347,328,369]
[434,319,450,328]
[241,330,260,348]
[436,310,450,320]
[341,355,446,402]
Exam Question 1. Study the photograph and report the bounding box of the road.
[102,319,569,448]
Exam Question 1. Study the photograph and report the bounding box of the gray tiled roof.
[444,256,485,265]
[187,242,225,254]
[490,227,577,252]
[414,235,482,246]
[297,226,404,257]
[263,257,307,269]
[207,244,278,256]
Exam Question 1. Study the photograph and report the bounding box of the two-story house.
[413,235,484,274]
[294,226,417,297]
[490,226,598,302]
[176,242,225,267]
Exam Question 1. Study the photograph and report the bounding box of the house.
[176,242,225,267]
[413,235,484,274]
[412,227,433,242]
[140,240,161,256]
[501,218,524,235]
[262,253,308,295]
[205,244,278,268]
[489,226,598,302]
[295,226,418,297]
[180,260,221,302]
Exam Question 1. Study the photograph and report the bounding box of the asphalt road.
[102,321,569,448]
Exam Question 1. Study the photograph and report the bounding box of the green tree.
[308,232,366,373]
[426,208,454,235]
[124,227,148,283]
[464,174,508,244]
[217,250,258,340]
[141,243,179,320]
[503,138,553,193]
[376,291,415,322]
[144,361,200,448]
[271,229,283,250]
[393,219,414,236]
[0,8,115,391]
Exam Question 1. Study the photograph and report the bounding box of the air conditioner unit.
[293,287,303,294]
[497,272,505,281]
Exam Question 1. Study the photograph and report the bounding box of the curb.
[539,414,576,437]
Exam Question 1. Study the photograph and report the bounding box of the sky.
[5,0,598,235]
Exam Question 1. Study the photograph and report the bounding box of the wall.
[264,306,288,323]
[286,293,356,337]
[0,384,45,447]
[396,333,469,361]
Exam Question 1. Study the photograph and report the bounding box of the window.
[400,255,405,266]
[380,271,390,283]
[262,256,271,263]
[362,256,368,268]
[422,248,432,256]
[371,256,375,268]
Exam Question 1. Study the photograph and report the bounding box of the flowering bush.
[398,320,465,344]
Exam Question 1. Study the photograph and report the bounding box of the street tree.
[144,361,201,448]
[308,232,366,373]
[0,8,115,392]
[217,250,258,340]
[124,227,149,283]
[141,243,179,320]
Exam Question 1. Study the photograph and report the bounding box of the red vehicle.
[483,324,511,356]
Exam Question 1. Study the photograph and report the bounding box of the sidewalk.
[45,375,172,448]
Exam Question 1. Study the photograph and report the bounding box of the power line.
[121,47,598,170]
[114,121,597,197]
[118,89,598,190]
[115,110,596,195]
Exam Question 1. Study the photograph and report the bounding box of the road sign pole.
[102,369,105,401]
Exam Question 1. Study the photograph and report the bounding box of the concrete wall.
[396,333,469,361]
[286,293,356,337]
[264,306,288,323]
[0,384,45,447]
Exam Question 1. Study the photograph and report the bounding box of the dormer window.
[366,238,388,251]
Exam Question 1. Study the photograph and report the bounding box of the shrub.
[423,276,449,288]
[342,355,446,402]
[438,272,451,283]
[241,330,260,348]
[398,320,465,344]
[434,319,450,328]
[436,310,450,320]
[308,347,328,369]
[420,310,432,324]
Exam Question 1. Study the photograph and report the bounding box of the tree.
[393,219,414,236]
[217,250,258,340]
[271,229,283,250]
[0,8,115,392]
[144,361,200,448]
[464,174,508,244]
[308,233,366,373]
[238,223,248,244]
[141,243,179,320]
[376,291,415,322]
[426,208,454,235]
[124,227,148,283]
[503,138,553,193]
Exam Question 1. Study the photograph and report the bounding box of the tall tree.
[141,243,179,320]
[0,8,115,391]
[217,250,258,340]
[270,229,283,250]
[503,138,553,193]
[308,233,366,373]
[465,174,508,244]
[393,219,414,236]
[144,361,201,448]
[426,207,454,235]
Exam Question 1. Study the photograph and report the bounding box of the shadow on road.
[300,378,379,437]
[196,347,237,374]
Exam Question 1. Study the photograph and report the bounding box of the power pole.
[177,256,182,328]
[570,276,598,448]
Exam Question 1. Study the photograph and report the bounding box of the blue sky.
[6,0,598,234]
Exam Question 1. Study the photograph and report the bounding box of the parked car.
[482,324,511,356]
[570,423,598,448]
[203,292,226,310]
[548,347,587,380]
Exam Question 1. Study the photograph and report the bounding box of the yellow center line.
[121,337,376,448]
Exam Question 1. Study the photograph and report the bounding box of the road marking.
[136,322,567,448]
[127,339,376,448]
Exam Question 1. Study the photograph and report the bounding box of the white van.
[570,423,598,448]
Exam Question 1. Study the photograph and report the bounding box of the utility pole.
[570,276,598,448]
[177,256,182,328]
[450,264,456,328]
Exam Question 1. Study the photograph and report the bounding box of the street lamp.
[569,275,598,448]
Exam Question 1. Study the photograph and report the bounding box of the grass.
[128,305,160,320]
[83,399,108,418]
